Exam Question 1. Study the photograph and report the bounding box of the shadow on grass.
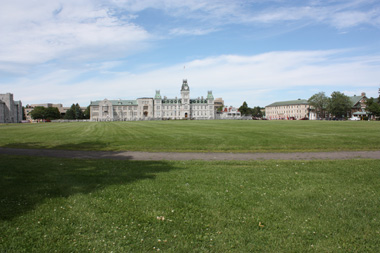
[3,141,111,151]
[0,155,181,221]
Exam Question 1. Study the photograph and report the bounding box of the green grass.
[1,155,380,252]
[1,120,380,152]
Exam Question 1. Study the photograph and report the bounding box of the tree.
[366,97,380,117]
[327,91,352,118]
[30,106,47,120]
[251,106,263,118]
[64,103,84,119]
[74,103,84,119]
[22,106,26,120]
[83,105,91,119]
[239,101,252,116]
[308,92,328,119]
[30,106,61,120]
[64,104,76,119]
[45,107,61,120]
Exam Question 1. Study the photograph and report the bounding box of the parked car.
[348,116,360,121]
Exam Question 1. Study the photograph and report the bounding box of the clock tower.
[181,79,190,118]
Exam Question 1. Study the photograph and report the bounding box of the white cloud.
[0,0,150,68]
[116,0,380,30]
[169,28,218,36]
[6,50,380,107]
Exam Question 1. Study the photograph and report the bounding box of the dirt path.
[1,147,380,161]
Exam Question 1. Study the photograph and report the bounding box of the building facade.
[266,92,369,120]
[90,80,215,121]
[350,92,367,117]
[0,93,23,123]
[265,99,310,120]
[216,106,241,119]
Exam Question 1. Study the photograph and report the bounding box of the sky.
[1,0,380,107]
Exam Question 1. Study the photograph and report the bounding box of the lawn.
[1,120,380,152]
[1,155,379,252]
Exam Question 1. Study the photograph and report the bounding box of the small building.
[214,98,224,111]
[265,99,310,120]
[216,106,241,119]
[0,93,22,123]
[350,92,368,118]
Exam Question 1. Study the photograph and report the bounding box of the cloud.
[0,0,150,68]
[169,27,218,36]
[118,0,380,31]
[6,50,380,107]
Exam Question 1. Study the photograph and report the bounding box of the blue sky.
[1,0,380,107]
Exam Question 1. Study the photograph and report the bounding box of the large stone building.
[0,93,23,123]
[265,92,369,120]
[90,80,215,121]
[265,99,310,120]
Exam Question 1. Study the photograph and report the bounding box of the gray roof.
[90,100,138,106]
[349,95,365,108]
[266,99,308,107]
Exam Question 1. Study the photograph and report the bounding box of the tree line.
[238,102,264,118]
[308,91,380,119]
[28,104,90,120]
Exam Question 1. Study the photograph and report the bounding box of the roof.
[161,98,209,104]
[90,100,138,106]
[349,95,365,108]
[266,99,309,107]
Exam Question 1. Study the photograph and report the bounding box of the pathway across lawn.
[1,147,380,160]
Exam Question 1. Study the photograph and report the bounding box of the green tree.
[45,107,61,120]
[83,105,91,119]
[64,104,85,119]
[308,92,328,119]
[74,103,84,119]
[239,101,252,116]
[30,106,46,120]
[366,97,380,117]
[22,106,26,120]
[327,91,352,118]
[64,104,76,119]
[251,106,263,118]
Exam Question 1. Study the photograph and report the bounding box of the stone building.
[265,99,310,120]
[0,93,22,123]
[265,92,369,120]
[90,80,215,121]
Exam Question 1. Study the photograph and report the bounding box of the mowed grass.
[1,155,379,252]
[1,120,380,152]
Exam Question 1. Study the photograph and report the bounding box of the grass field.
[1,155,379,252]
[1,120,380,152]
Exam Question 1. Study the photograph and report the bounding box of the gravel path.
[1,147,380,161]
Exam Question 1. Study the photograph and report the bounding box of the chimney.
[361,92,366,96]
